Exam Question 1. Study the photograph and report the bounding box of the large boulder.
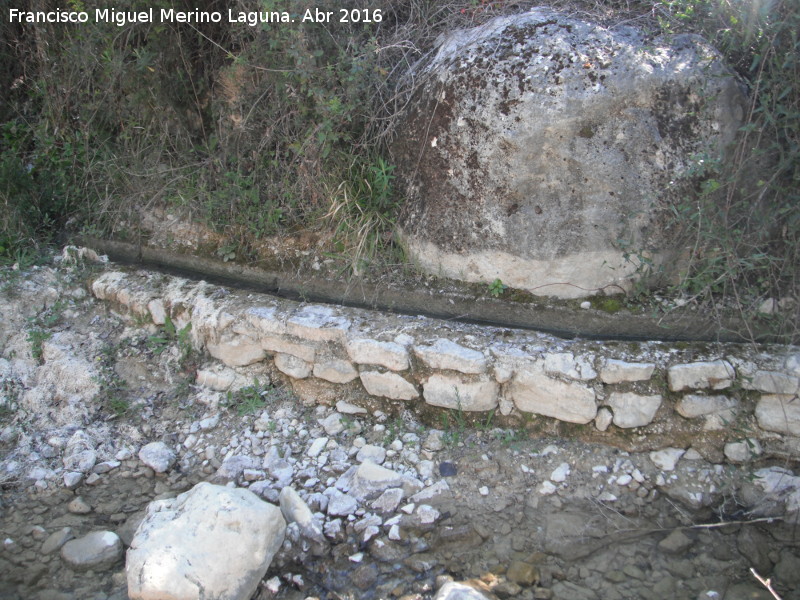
[126,482,286,600]
[392,9,746,298]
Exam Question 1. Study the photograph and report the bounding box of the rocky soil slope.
[1,251,798,600]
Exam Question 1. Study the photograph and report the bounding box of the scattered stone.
[371,488,404,514]
[650,448,685,472]
[279,486,325,543]
[550,463,570,483]
[63,472,83,488]
[507,560,539,586]
[214,454,259,482]
[41,528,74,555]
[62,430,97,473]
[339,461,422,501]
[138,441,176,473]
[67,496,92,514]
[326,489,359,517]
[321,412,346,435]
[336,400,367,415]
[60,530,122,571]
[658,530,693,554]
[357,444,387,465]
[423,430,445,452]
[127,482,286,600]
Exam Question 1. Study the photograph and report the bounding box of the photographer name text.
[7,7,383,27]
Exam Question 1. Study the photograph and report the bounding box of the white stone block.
[359,371,418,401]
[422,374,498,411]
[607,392,662,428]
[346,338,410,371]
[667,360,735,391]
[414,339,487,374]
[274,353,312,379]
[509,362,596,424]
[313,359,358,384]
[600,359,655,383]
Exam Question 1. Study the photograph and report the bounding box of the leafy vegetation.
[0,0,797,339]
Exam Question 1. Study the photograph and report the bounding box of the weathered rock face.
[392,9,747,298]
[126,482,286,600]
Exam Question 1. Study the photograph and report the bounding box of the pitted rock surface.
[392,8,747,298]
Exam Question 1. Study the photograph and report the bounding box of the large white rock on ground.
[392,9,746,298]
[126,482,286,600]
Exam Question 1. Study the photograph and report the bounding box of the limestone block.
[756,394,800,436]
[359,370,418,401]
[667,360,735,391]
[509,363,597,424]
[126,482,286,600]
[313,359,359,384]
[206,334,265,367]
[274,353,312,379]
[742,370,800,395]
[594,407,613,432]
[544,352,597,381]
[414,339,487,374]
[607,392,662,428]
[286,305,350,343]
[346,338,410,371]
[147,299,167,326]
[91,271,127,301]
[245,306,286,335]
[196,366,257,392]
[600,359,656,384]
[422,374,498,411]
[261,334,316,363]
[675,394,738,418]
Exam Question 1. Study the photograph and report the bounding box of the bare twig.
[750,568,784,600]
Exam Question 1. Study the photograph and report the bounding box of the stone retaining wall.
[91,268,800,461]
